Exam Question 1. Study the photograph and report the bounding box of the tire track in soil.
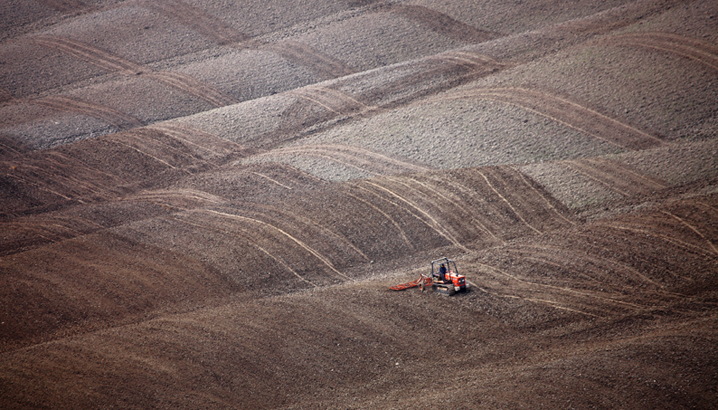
[230,201,369,263]
[606,32,718,71]
[445,167,577,241]
[168,213,317,288]
[433,173,505,244]
[30,36,146,75]
[340,188,414,249]
[566,228,697,286]
[504,244,666,292]
[475,168,543,234]
[405,174,499,243]
[352,50,508,110]
[143,0,250,45]
[254,54,507,149]
[387,174,496,247]
[31,36,235,108]
[29,96,143,129]
[473,262,607,318]
[144,72,236,108]
[266,41,356,80]
[661,210,718,256]
[597,220,718,260]
[357,178,467,250]
[375,4,499,44]
[255,144,429,176]
[110,0,354,83]
[147,123,246,160]
[562,157,668,198]
[425,87,663,150]
[2,157,116,208]
[252,86,374,148]
[204,209,352,281]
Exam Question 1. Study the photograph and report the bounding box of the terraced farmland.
[1,0,717,409]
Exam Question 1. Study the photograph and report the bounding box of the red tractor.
[390,257,468,295]
[429,257,467,295]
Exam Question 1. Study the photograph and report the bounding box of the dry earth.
[1,0,717,409]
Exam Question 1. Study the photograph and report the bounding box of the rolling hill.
[1,0,717,408]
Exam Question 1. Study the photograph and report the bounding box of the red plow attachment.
[390,275,431,291]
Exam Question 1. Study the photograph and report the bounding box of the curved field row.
[30,36,236,108]
[349,50,508,109]
[377,4,498,44]
[466,196,718,321]
[147,123,245,160]
[596,202,718,261]
[251,144,430,176]
[0,230,240,352]
[1,213,104,256]
[348,166,575,248]
[265,41,356,80]
[30,35,145,75]
[143,0,249,45]
[425,87,663,150]
[29,95,143,129]
[250,86,373,148]
[0,149,129,218]
[607,32,718,71]
[428,49,504,69]
[561,157,668,197]
[453,167,577,237]
[249,52,507,148]
[144,71,237,108]
[290,85,371,115]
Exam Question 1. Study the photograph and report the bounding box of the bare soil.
[1,0,717,409]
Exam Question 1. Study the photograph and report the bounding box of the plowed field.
[1,0,717,409]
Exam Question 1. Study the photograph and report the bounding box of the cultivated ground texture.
[1,0,717,408]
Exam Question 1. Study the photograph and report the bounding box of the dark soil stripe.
[144,0,249,45]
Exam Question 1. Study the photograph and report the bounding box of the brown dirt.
[1,0,717,409]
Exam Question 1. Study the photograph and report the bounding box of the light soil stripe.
[563,161,631,197]
[344,190,413,249]
[248,204,370,262]
[364,179,466,250]
[598,222,718,259]
[109,140,179,171]
[268,144,430,173]
[662,210,718,256]
[351,183,454,248]
[586,158,667,189]
[171,214,316,287]
[439,174,504,243]
[476,262,642,311]
[499,293,601,317]
[251,172,293,190]
[427,87,662,149]
[512,166,576,226]
[475,169,542,234]
[407,176,497,240]
[205,210,352,281]
[291,90,342,114]
[4,173,74,201]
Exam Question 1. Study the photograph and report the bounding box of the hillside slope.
[1,0,717,408]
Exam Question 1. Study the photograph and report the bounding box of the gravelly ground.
[1,0,717,409]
